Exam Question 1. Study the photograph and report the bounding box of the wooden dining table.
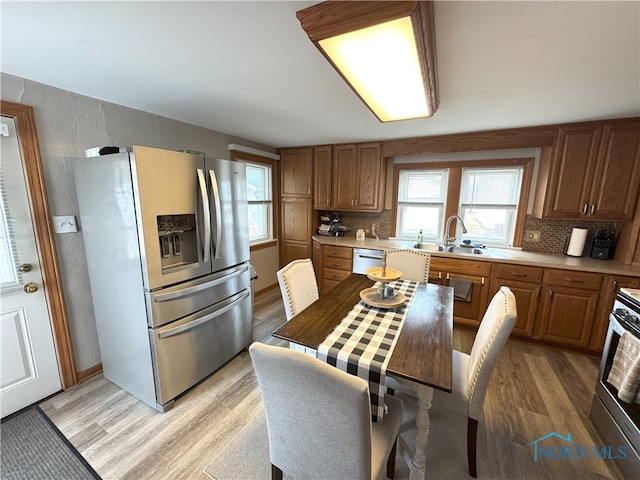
[272,273,454,480]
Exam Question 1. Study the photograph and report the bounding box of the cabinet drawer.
[430,257,492,277]
[494,264,543,283]
[323,245,353,260]
[323,257,352,271]
[544,269,602,291]
[323,267,351,283]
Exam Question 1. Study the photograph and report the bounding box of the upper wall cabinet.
[313,145,332,210]
[533,120,640,220]
[331,142,385,212]
[280,147,313,197]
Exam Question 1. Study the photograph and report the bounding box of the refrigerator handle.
[209,169,223,260]
[157,288,250,338]
[197,169,211,263]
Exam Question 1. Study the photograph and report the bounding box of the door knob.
[19,263,33,272]
[23,282,38,293]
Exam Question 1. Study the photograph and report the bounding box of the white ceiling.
[2,1,639,148]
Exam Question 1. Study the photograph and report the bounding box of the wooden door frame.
[1,100,78,388]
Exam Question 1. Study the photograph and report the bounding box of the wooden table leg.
[411,384,434,480]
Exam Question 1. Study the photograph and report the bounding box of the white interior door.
[1,116,61,418]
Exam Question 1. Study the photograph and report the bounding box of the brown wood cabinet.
[429,257,492,328]
[313,145,332,210]
[279,147,314,266]
[280,198,313,266]
[536,269,603,348]
[332,143,385,212]
[534,120,640,220]
[490,264,543,338]
[280,148,313,197]
[320,245,353,293]
[312,239,322,287]
[589,274,640,351]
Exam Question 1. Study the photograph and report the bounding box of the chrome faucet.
[444,215,468,247]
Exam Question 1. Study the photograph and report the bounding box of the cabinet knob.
[590,204,596,215]
[512,272,527,277]
[565,277,583,283]
[583,204,588,214]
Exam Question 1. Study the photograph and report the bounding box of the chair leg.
[387,437,398,479]
[271,464,283,480]
[467,417,478,478]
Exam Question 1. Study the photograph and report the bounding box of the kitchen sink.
[410,243,489,255]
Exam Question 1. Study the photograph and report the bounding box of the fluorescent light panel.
[319,17,429,122]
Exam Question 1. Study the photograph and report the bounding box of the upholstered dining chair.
[391,286,517,477]
[276,259,319,353]
[384,249,430,283]
[249,342,404,480]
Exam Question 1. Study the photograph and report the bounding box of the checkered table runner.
[317,279,419,422]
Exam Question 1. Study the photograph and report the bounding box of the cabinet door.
[447,273,490,328]
[589,275,640,351]
[355,143,384,211]
[313,146,333,210]
[332,145,358,210]
[489,278,540,338]
[280,198,312,266]
[280,148,312,197]
[312,240,322,290]
[537,286,600,348]
[545,125,602,218]
[589,122,640,220]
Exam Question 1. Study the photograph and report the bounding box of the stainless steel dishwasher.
[352,248,384,274]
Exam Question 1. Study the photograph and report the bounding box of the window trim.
[391,158,533,247]
[230,150,278,251]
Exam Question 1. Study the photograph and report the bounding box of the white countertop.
[313,235,640,277]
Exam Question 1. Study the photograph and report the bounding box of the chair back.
[249,342,373,479]
[385,249,430,283]
[277,259,319,320]
[466,286,517,419]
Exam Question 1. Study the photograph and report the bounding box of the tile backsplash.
[330,210,617,256]
[521,215,617,255]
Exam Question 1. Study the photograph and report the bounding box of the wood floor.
[40,286,623,479]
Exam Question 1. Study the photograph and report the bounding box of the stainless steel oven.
[590,288,640,477]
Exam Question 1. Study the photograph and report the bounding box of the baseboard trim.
[77,363,102,383]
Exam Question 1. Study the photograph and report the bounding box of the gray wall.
[1,73,278,372]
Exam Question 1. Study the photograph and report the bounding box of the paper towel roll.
[567,228,588,257]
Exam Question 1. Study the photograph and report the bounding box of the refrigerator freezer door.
[207,158,250,273]
[132,146,211,290]
[150,288,252,408]
[146,264,250,328]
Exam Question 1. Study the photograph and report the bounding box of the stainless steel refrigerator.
[74,145,252,411]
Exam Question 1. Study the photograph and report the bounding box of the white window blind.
[244,162,273,245]
[459,167,523,246]
[396,169,448,241]
[0,175,20,291]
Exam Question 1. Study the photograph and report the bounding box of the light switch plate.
[53,215,78,234]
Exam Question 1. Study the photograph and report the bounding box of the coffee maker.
[318,213,349,236]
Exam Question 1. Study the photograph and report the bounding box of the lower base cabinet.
[535,270,603,349]
[320,245,353,294]
[429,257,491,328]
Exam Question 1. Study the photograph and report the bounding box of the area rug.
[205,393,484,480]
[1,406,101,480]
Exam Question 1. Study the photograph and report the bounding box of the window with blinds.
[396,169,448,242]
[1,181,20,291]
[243,162,274,245]
[459,166,524,246]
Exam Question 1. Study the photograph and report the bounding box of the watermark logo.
[527,431,627,462]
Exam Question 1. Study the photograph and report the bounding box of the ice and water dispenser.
[157,214,198,271]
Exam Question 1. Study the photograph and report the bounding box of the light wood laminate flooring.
[40,286,623,479]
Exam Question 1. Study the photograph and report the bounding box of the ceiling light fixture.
[296,1,439,123]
